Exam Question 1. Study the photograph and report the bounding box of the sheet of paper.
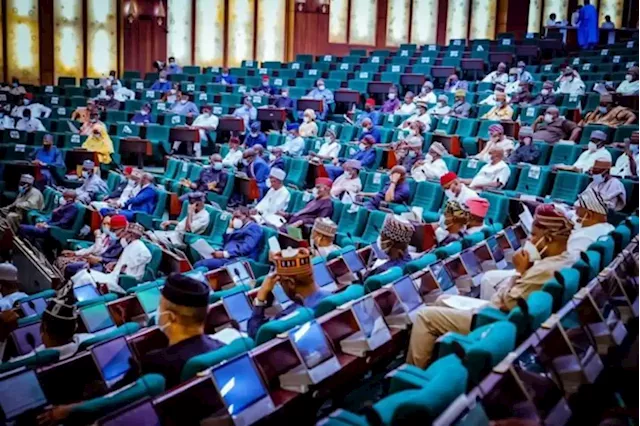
[268,236,281,254]
[263,213,286,228]
[210,328,247,345]
[441,295,490,311]
[191,239,215,259]
[519,206,534,233]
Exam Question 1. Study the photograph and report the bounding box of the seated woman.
[363,166,411,210]
[81,121,114,165]
[309,129,340,163]
[368,215,415,276]
[311,218,340,257]
[433,200,469,246]
[299,109,319,137]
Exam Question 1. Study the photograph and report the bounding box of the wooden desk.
[334,90,361,104]
[120,137,152,168]
[2,161,41,191]
[169,127,200,156]
[234,173,260,201]
[65,150,98,175]
[500,120,520,138]
[432,133,462,157]
[430,66,456,79]
[296,99,324,113]
[489,52,514,66]
[410,222,436,252]
[257,107,287,122]
[368,81,393,94]
[278,231,309,249]
[218,116,245,133]
[516,45,540,62]
[400,73,426,86]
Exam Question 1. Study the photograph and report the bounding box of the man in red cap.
[252,74,276,96]
[279,178,334,229]
[440,172,479,205]
[407,203,576,369]
[355,98,379,127]
[90,168,140,211]
[11,92,51,120]
[465,197,490,234]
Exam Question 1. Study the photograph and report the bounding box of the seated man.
[528,81,557,106]
[381,87,401,114]
[359,118,381,144]
[508,126,540,165]
[412,141,449,181]
[450,90,472,118]
[465,198,490,234]
[415,81,437,104]
[615,66,639,95]
[252,168,291,227]
[363,166,411,210]
[399,101,431,131]
[12,92,51,119]
[306,79,334,120]
[395,142,424,171]
[611,132,639,178]
[482,62,508,85]
[433,200,469,246]
[90,167,140,211]
[581,160,626,212]
[173,104,219,157]
[579,96,637,128]
[326,135,377,180]
[531,106,580,144]
[15,109,45,132]
[100,173,158,221]
[554,130,612,173]
[222,136,243,168]
[310,218,340,257]
[148,192,210,249]
[268,146,286,170]
[279,178,334,229]
[193,207,264,270]
[150,71,172,92]
[161,83,182,104]
[441,171,479,204]
[130,103,155,125]
[475,124,515,161]
[94,88,120,111]
[299,109,319,138]
[568,187,615,255]
[170,94,199,117]
[56,215,127,279]
[0,263,26,312]
[31,134,64,188]
[504,68,521,95]
[480,92,514,121]
[398,91,417,115]
[0,174,44,231]
[516,61,534,83]
[309,129,340,162]
[141,273,224,388]
[281,123,304,157]
[369,215,415,275]
[510,82,533,105]
[183,154,227,196]
[444,73,469,93]
[215,68,237,85]
[233,97,257,132]
[274,87,295,110]
[407,204,576,368]
[330,160,363,203]
[555,67,585,95]
[427,95,452,117]
[478,85,511,106]
[245,122,267,149]
[252,75,276,96]
[19,190,78,259]
[464,148,511,191]
[241,148,270,198]
[248,248,331,339]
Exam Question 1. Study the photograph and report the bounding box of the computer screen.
[0,370,47,419]
[222,293,253,323]
[101,401,160,426]
[20,297,47,317]
[430,261,455,292]
[371,242,389,260]
[460,250,482,277]
[137,287,161,313]
[312,262,335,288]
[487,237,505,263]
[211,355,267,415]
[272,284,291,305]
[74,284,100,303]
[290,321,333,370]
[505,228,521,251]
[343,249,365,273]
[226,262,252,286]
[81,303,115,333]
[12,322,43,355]
[92,337,134,386]
[512,347,564,419]
[352,297,387,339]
[393,276,422,312]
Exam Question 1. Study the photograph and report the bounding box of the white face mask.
[591,172,604,184]
[625,74,633,82]
[303,117,310,123]
[541,89,549,96]
[425,153,434,162]
[154,310,173,332]
[120,237,129,248]
[269,153,276,161]
[232,218,243,229]
[359,143,367,151]
[588,142,598,152]
[522,239,542,262]
[141,110,149,116]
[82,171,89,179]
[598,106,607,114]
[388,93,396,99]
[438,101,446,107]
[435,227,450,243]
[445,189,455,199]
[180,99,187,104]
[59,198,68,206]
[543,114,553,123]
[317,85,325,91]
[311,188,319,198]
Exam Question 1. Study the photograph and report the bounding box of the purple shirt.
[366,181,411,209]
[289,197,333,226]
[381,98,401,113]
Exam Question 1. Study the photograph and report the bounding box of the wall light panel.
[599,0,623,28]
[329,0,348,43]
[168,0,193,65]
[7,0,39,84]
[227,0,255,67]
[469,0,497,39]
[411,0,438,45]
[386,0,410,47]
[87,0,117,77]
[195,0,225,67]
[54,0,83,81]
[349,0,378,46]
[257,0,286,62]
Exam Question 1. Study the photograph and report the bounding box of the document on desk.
[191,239,215,259]
[441,295,490,311]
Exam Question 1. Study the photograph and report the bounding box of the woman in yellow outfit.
[82,123,114,165]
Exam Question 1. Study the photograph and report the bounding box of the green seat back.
[78,323,140,351]
[411,181,444,216]
[180,337,255,382]
[549,171,589,203]
[314,285,365,317]
[403,253,438,275]
[547,144,581,166]
[513,165,550,196]
[364,267,403,293]
[254,307,315,345]
[478,192,509,225]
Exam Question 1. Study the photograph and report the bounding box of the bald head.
[489,147,504,164]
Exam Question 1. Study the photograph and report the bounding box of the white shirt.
[415,91,437,104]
[505,80,520,95]
[282,136,304,157]
[112,239,152,281]
[479,93,512,105]
[222,148,243,167]
[611,152,639,178]
[256,186,291,216]
[571,11,580,26]
[16,118,45,132]
[117,181,140,206]
[74,234,111,257]
[427,105,452,116]
[470,160,511,189]
[317,140,340,159]
[451,184,479,205]
[616,79,639,95]
[567,223,615,260]
[398,102,417,115]
[175,207,211,235]
[0,292,27,311]
[412,156,448,181]
[476,137,515,162]
[11,103,51,119]
[482,71,508,85]
[331,173,362,201]
[556,78,585,95]
[0,115,15,129]
[572,148,612,172]
[192,113,219,130]
[401,112,431,131]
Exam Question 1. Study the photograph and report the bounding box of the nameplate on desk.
[526,32,534,39]
[213,106,222,115]
[135,82,144,90]
[501,39,511,45]
[51,96,59,105]
[10,131,20,140]
[308,69,318,76]
[612,55,620,63]
[156,102,166,111]
[371,57,380,63]
[198,93,208,101]
[340,63,349,70]
[391,65,401,73]
[468,159,478,169]
[146,90,154,98]
[543,64,553,71]
[476,45,484,52]
[323,55,332,61]
[291,63,300,70]
[274,78,283,86]
[600,49,609,56]
[45,85,54,93]
[449,51,459,57]
[453,40,461,46]
[258,68,268,75]
[122,125,133,135]
[14,144,25,152]
[359,72,369,79]
[528,166,541,179]
[238,85,247,93]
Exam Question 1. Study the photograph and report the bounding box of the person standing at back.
[577,0,598,49]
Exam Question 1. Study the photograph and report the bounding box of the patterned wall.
[329,0,349,43]
[195,0,225,67]
[349,0,379,45]
[54,0,83,81]
[6,0,39,84]
[411,0,439,45]
[386,0,410,46]
[543,0,569,24]
[599,0,624,28]
[167,0,193,65]
[446,0,471,42]
[257,0,287,62]
[87,0,118,77]
[527,0,543,33]
[469,0,497,39]
[227,0,256,67]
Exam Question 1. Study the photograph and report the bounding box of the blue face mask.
[242,159,250,166]
[213,162,223,171]
[631,145,639,156]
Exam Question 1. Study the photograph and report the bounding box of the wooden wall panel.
[40,0,55,84]
[122,0,168,74]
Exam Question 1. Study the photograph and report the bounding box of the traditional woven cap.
[273,247,313,277]
[250,121,261,132]
[466,198,490,218]
[162,273,210,308]
[440,171,457,187]
[344,159,362,170]
[269,167,286,181]
[415,100,428,109]
[312,217,337,238]
[455,89,466,97]
[0,263,17,281]
[445,200,469,224]
[315,177,333,188]
[509,67,519,75]
[546,106,559,114]
[424,81,434,89]
[19,174,34,184]
[519,126,534,137]
[82,160,95,169]
[533,203,573,238]
[590,130,607,141]
[429,142,447,156]
[592,159,611,170]
[575,187,608,215]
[381,215,415,244]
[304,109,316,120]
[110,214,128,229]
[489,124,504,134]
[44,298,78,322]
[437,94,448,102]
[187,191,205,202]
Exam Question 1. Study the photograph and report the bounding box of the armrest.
[135,212,154,230]
[49,227,76,245]
[387,203,410,214]
[386,368,431,394]
[119,274,141,291]
[471,306,508,330]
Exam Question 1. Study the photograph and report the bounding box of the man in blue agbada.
[31,134,64,189]
[578,0,598,49]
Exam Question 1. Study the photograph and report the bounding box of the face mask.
[250,132,258,137]
[543,114,553,123]
[509,76,517,82]
[591,172,604,184]
[493,91,501,98]
[311,188,319,198]
[59,198,68,206]
[388,93,396,99]
[497,101,505,107]
[522,239,543,262]
[425,153,434,162]
[12,83,18,88]
[262,82,269,87]
[516,86,523,93]
[317,85,325,91]
[422,87,429,93]
[598,106,607,114]
[438,102,446,107]
[445,189,455,199]
[435,227,450,243]
[268,154,276,161]
[541,89,549,96]
[281,92,288,98]
[588,142,598,152]
[213,162,223,171]
[630,145,639,155]
[170,89,177,94]
[359,143,367,151]
[625,74,633,82]
[180,99,187,104]
[159,78,166,82]
[408,151,417,158]
[241,159,250,166]
[521,137,532,145]
[154,310,173,332]
[120,237,129,248]
[232,218,243,229]
[23,99,30,105]
[303,117,310,123]
[82,171,89,179]
[18,185,28,194]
